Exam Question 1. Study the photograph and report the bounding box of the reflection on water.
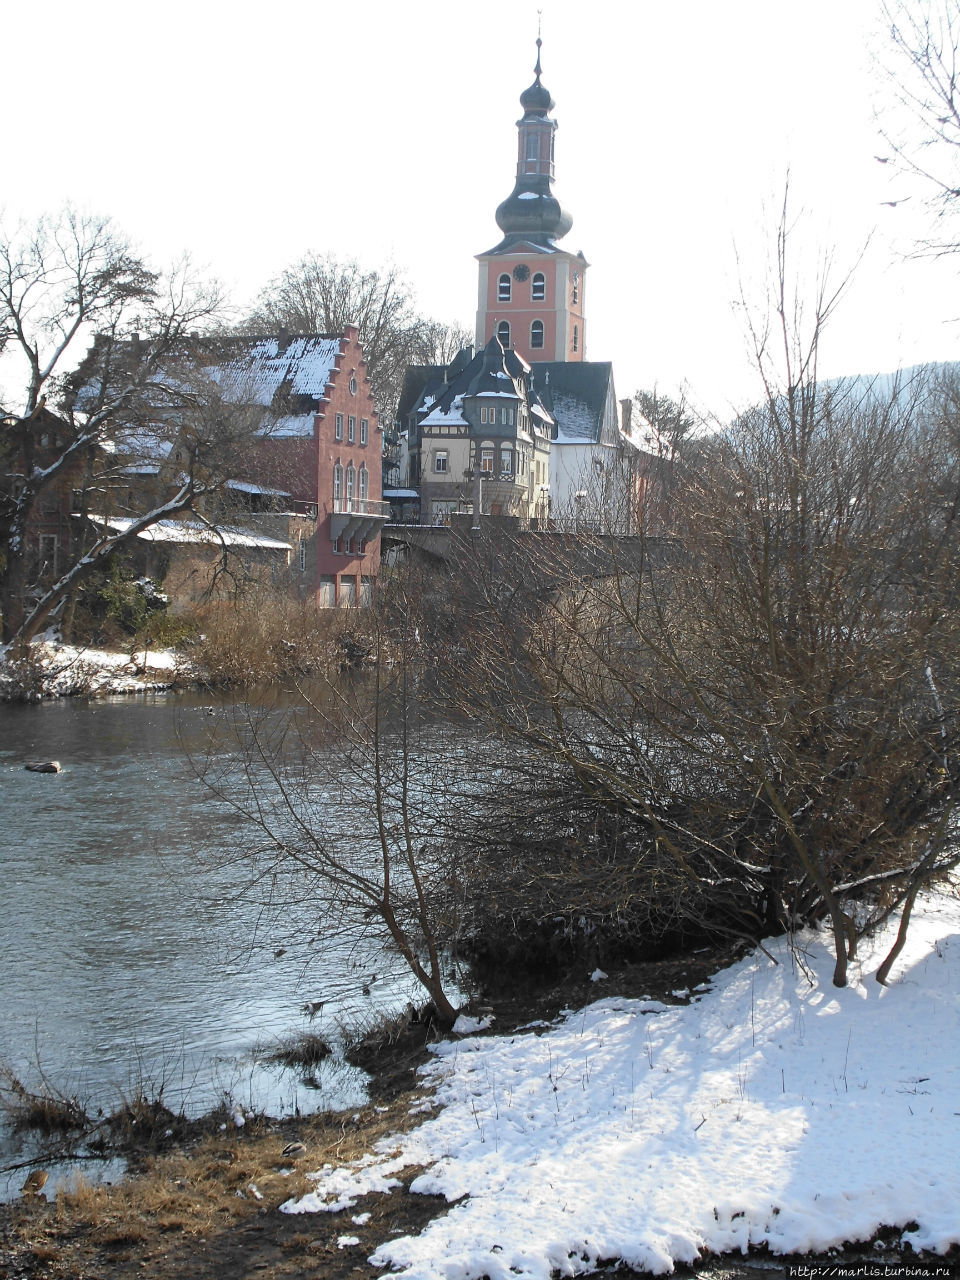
[0,690,423,1200]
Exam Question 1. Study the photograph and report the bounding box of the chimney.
[620,398,633,434]
[277,326,290,353]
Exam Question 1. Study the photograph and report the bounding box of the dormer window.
[530,320,544,350]
[497,320,511,348]
[498,274,511,303]
[532,272,545,300]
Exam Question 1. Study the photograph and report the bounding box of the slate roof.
[409,339,555,434]
[528,361,616,445]
[209,335,342,404]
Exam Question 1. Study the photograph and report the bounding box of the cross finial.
[535,13,543,79]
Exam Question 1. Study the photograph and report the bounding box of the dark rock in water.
[25,761,62,774]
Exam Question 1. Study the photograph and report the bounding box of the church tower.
[476,40,587,364]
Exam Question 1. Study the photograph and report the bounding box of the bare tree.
[878,0,960,248]
[245,253,470,419]
[194,568,465,1028]
[439,210,960,989]
[0,209,260,644]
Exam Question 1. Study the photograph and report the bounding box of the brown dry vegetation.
[0,956,730,1280]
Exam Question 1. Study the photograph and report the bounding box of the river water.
[0,690,425,1199]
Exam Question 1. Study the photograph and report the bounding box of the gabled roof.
[530,361,616,445]
[411,338,555,432]
[208,335,343,406]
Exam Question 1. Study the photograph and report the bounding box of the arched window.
[572,323,580,353]
[346,464,356,506]
[333,463,343,503]
[532,272,545,300]
[358,465,368,501]
[497,320,511,348]
[571,274,580,305]
[498,273,511,302]
[530,320,544,350]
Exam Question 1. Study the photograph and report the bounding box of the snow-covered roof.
[269,413,318,438]
[384,488,419,499]
[88,515,291,551]
[551,391,599,443]
[422,394,468,428]
[227,479,292,497]
[209,336,343,406]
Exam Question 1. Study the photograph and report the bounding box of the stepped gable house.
[399,41,648,531]
[69,326,388,609]
[208,327,388,605]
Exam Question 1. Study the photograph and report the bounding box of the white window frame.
[335,413,344,441]
[358,465,368,500]
[346,464,356,504]
[360,417,368,445]
[434,450,448,473]
[480,446,495,474]
[349,374,358,395]
[500,447,513,475]
[348,415,356,443]
[333,463,343,501]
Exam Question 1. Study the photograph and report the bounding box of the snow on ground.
[284,889,960,1278]
[0,636,190,698]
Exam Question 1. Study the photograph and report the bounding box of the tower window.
[572,274,580,305]
[532,272,545,300]
[572,324,580,353]
[434,450,448,473]
[480,446,495,473]
[497,320,511,348]
[530,320,544,350]
[498,274,511,303]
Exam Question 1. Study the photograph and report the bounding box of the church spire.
[493,36,573,249]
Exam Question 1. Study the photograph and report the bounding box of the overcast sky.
[4,0,958,416]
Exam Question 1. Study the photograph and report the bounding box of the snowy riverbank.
[285,888,960,1277]
[0,636,194,700]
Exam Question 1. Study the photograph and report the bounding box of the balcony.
[330,496,391,543]
[332,497,391,518]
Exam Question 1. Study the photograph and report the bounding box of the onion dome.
[520,39,554,115]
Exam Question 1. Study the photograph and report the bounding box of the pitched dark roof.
[530,361,616,444]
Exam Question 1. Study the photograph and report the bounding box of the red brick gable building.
[212,326,389,606]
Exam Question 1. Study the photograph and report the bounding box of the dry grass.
[259,1031,332,1071]
[0,1064,89,1133]
[5,1089,426,1264]
[194,594,375,687]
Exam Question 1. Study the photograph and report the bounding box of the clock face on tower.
[512,264,530,282]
